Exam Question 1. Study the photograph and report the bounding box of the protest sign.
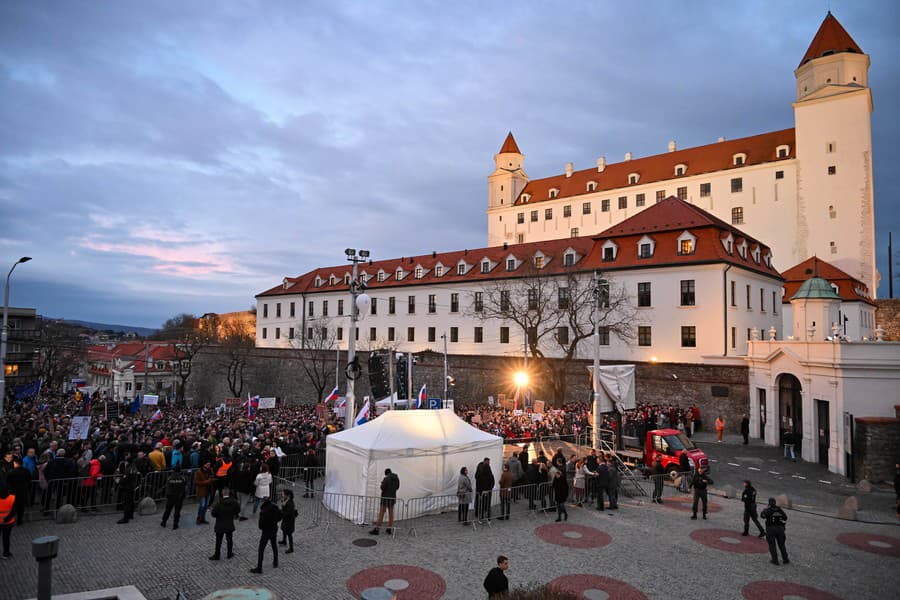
[258,397,277,409]
[142,394,159,406]
[68,416,91,440]
[224,397,242,407]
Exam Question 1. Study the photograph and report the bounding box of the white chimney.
[717,136,726,143]
[565,162,573,178]
[668,140,676,152]
[597,157,606,172]
[624,152,632,161]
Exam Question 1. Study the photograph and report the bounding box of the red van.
[644,429,710,474]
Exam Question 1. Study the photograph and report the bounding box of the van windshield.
[664,433,696,451]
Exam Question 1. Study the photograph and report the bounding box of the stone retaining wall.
[853,416,900,483]
[874,298,900,341]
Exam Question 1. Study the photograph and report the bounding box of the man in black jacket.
[690,467,713,520]
[741,480,765,537]
[483,555,509,599]
[6,457,31,525]
[115,453,139,524]
[209,487,240,560]
[760,498,789,565]
[595,460,610,511]
[651,456,665,504]
[301,449,318,498]
[741,415,751,445]
[160,465,187,530]
[250,497,282,574]
[475,458,495,521]
[369,468,400,535]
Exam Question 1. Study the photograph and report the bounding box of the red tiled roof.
[799,12,864,68]
[499,132,520,154]
[258,198,781,298]
[515,129,795,205]
[781,256,873,304]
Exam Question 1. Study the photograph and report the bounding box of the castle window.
[329,275,336,285]
[618,196,627,209]
[731,207,744,225]
[655,190,665,202]
[544,208,553,220]
[827,142,835,153]
[564,252,575,266]
[433,265,442,278]
[506,258,516,271]
[674,164,687,176]
[677,187,687,201]
[521,193,531,203]
[415,266,423,279]
[587,182,597,192]
[628,173,640,184]
[582,202,591,215]
[830,241,837,254]
[481,261,490,273]
[517,233,525,244]
[377,271,386,282]
[530,210,538,222]
[395,268,403,280]
[776,145,790,159]
[517,212,524,224]
[563,205,571,217]
[549,188,559,199]
[679,239,693,255]
[700,183,711,197]
[457,263,466,275]
[601,199,610,212]
[570,228,578,238]
[534,256,545,269]
[775,171,784,180]
[733,153,746,166]
[828,165,836,175]
[636,193,646,207]
[731,178,743,193]
[639,243,652,258]
[344,273,351,284]
[829,205,836,219]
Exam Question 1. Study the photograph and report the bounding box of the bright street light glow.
[513,371,528,387]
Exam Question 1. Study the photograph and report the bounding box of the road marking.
[709,459,718,463]
[748,467,760,471]
[768,471,780,475]
[727,462,741,467]
[792,475,806,480]
[818,480,832,485]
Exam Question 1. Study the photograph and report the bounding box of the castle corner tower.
[487,132,529,246]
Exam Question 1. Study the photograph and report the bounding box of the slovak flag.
[247,393,260,419]
[150,409,162,421]
[354,399,370,427]
[417,384,427,409]
[325,386,340,402]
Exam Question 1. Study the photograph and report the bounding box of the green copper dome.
[790,276,841,301]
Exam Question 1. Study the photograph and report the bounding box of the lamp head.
[513,371,528,387]
[18,257,32,264]
[358,249,370,258]
[344,248,356,258]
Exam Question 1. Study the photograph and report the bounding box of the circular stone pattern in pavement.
[535,523,612,549]
[836,532,900,557]
[742,581,842,600]
[352,538,378,548]
[347,565,445,600]
[549,575,648,600]
[663,496,723,513]
[690,528,768,554]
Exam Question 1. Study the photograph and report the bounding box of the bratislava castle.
[486,13,877,295]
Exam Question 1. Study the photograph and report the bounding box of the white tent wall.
[323,409,503,523]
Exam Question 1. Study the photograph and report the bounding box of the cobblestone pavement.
[3,478,898,600]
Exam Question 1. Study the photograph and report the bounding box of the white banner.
[258,397,277,409]
[68,416,92,440]
[142,394,159,406]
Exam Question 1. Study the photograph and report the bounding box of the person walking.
[498,463,513,521]
[690,467,714,520]
[195,461,213,525]
[651,456,665,504]
[740,415,751,445]
[783,431,796,462]
[552,470,569,522]
[475,457,495,521]
[715,415,726,443]
[209,487,240,560]
[369,468,400,535]
[0,488,15,559]
[483,555,509,599]
[606,458,619,510]
[457,466,473,523]
[160,465,188,530]
[678,451,692,493]
[741,480,766,538]
[278,489,297,554]
[250,496,282,574]
[232,461,254,521]
[760,498,789,565]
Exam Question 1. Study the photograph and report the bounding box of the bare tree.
[471,266,636,405]
[34,319,85,392]
[156,313,215,405]
[218,317,254,398]
[289,317,338,402]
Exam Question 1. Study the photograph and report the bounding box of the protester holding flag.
[354,399,370,427]
[417,384,427,409]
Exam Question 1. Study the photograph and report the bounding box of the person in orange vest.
[0,488,15,559]
[715,415,726,443]
[215,457,233,499]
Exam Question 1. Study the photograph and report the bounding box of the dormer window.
[414,266,424,279]
[765,253,772,268]
[549,188,559,199]
[563,252,575,267]
[377,270,386,283]
[628,173,640,185]
[637,235,655,259]
[457,263,467,275]
[534,255,545,269]
[722,233,734,254]
[315,276,323,288]
[360,273,368,284]
[344,273,351,285]
[601,240,618,262]
[282,278,292,290]
[329,275,337,286]
[481,260,491,274]
[506,258,517,271]
[521,193,531,203]
[752,247,761,264]
[737,241,747,259]
[435,265,444,277]
[587,181,597,192]
[677,231,697,256]
[674,164,687,177]
[776,144,790,159]
[733,153,747,167]
[395,268,404,280]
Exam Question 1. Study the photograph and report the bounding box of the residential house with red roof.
[86,341,180,402]
[486,12,877,296]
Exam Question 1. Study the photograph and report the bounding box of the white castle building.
[486,12,877,296]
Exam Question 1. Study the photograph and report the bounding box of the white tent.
[324,409,503,522]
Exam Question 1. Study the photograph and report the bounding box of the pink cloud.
[80,237,236,277]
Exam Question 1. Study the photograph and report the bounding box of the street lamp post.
[591,270,602,450]
[344,248,370,428]
[0,256,32,418]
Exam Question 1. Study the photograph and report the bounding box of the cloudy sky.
[1,1,898,328]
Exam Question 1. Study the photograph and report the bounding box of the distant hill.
[59,319,158,337]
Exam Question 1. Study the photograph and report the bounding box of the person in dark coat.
[690,467,714,520]
[278,489,297,553]
[595,460,610,511]
[475,457,495,521]
[678,450,692,493]
[6,457,31,525]
[369,468,400,535]
[250,496,282,574]
[741,415,751,445]
[524,460,541,510]
[760,497,789,565]
[301,449,318,498]
[651,456,665,504]
[209,487,240,560]
[483,555,509,599]
[552,470,569,522]
[741,480,766,537]
[115,453,139,524]
[160,465,187,529]
[606,458,620,509]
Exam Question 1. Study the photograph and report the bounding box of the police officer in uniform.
[160,465,188,529]
[115,452,139,524]
[689,467,713,519]
[760,497,789,565]
[741,480,766,537]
